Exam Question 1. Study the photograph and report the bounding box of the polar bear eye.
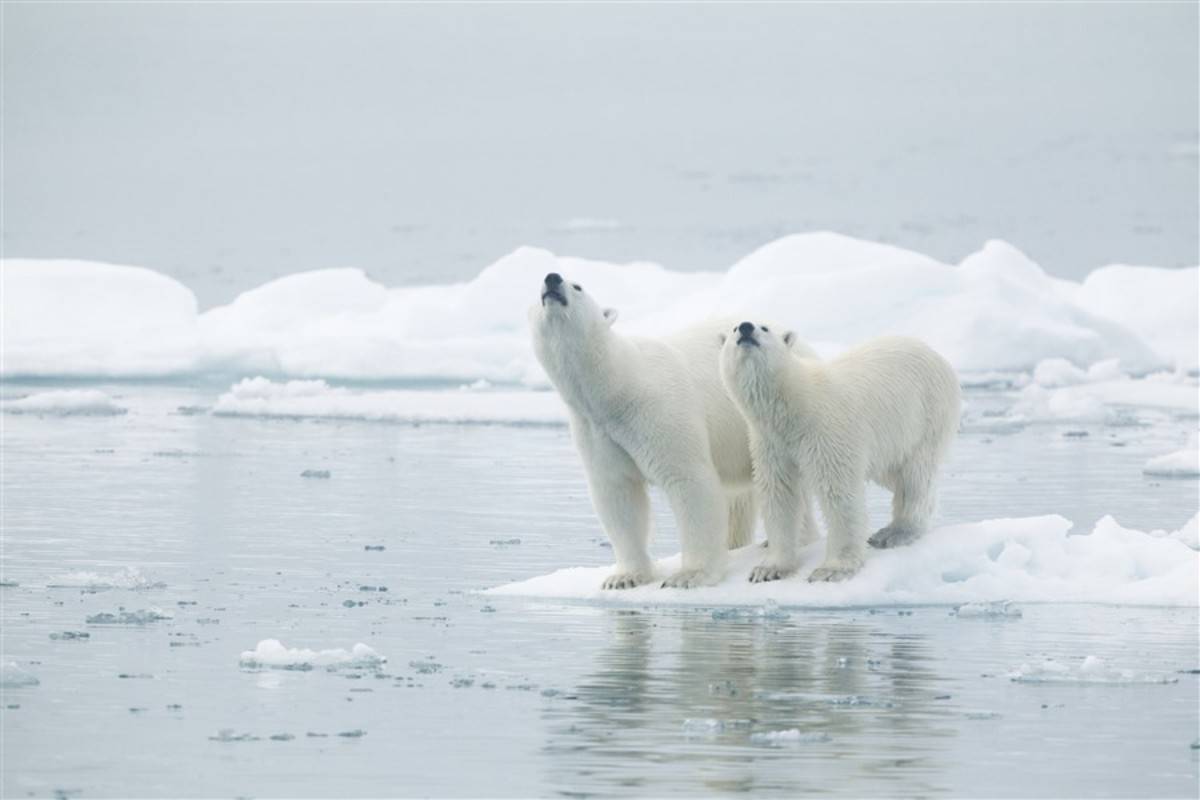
[761,326,769,332]
[572,283,582,291]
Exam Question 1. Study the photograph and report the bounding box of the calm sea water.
[5,3,1198,307]
[2,382,1197,797]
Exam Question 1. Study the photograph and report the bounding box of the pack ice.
[3,233,1196,380]
[485,514,1199,608]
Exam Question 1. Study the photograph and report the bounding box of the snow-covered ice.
[749,729,832,746]
[953,600,1023,619]
[4,234,1196,381]
[48,567,165,591]
[2,389,127,416]
[486,514,1199,607]
[238,639,387,670]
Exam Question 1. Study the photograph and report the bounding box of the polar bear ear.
[603,308,619,326]
[718,333,727,346]
[783,331,797,348]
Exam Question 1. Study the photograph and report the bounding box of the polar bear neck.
[537,325,634,418]
[734,353,825,439]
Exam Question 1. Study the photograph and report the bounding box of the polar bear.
[719,323,960,583]
[530,274,814,589]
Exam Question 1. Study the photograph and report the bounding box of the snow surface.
[1144,449,1200,478]
[485,514,1199,607]
[213,377,567,426]
[1005,364,1197,424]
[2,389,127,416]
[4,234,1196,380]
[238,639,386,670]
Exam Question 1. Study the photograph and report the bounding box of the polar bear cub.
[719,322,960,583]
[530,274,814,589]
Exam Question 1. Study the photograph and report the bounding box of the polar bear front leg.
[749,463,808,583]
[661,474,728,588]
[576,425,655,590]
[810,481,867,583]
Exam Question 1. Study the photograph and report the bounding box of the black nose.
[545,273,563,288]
[738,322,755,336]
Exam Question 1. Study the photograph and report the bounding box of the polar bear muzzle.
[736,321,760,347]
[541,273,568,307]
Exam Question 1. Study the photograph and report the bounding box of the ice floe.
[49,567,165,591]
[86,608,172,625]
[2,389,127,416]
[485,514,1199,607]
[1144,448,1200,479]
[238,639,386,670]
[213,377,568,426]
[0,661,40,688]
[3,233,1196,380]
[1008,655,1179,685]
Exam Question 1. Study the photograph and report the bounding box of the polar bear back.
[815,336,960,475]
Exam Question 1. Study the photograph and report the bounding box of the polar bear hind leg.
[661,474,728,588]
[869,455,938,550]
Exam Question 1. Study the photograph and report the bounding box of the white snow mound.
[3,389,127,416]
[3,233,1196,379]
[485,514,1199,607]
[239,639,386,670]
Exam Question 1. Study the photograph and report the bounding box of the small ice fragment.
[86,608,171,625]
[300,469,331,479]
[408,660,443,674]
[749,729,831,746]
[49,631,90,641]
[827,695,894,708]
[450,678,474,688]
[479,605,497,613]
[709,680,738,696]
[269,733,295,742]
[489,538,521,546]
[954,600,1023,619]
[364,545,386,551]
[209,729,260,742]
[682,718,752,736]
[711,607,748,620]
[239,639,386,670]
[759,600,790,620]
[337,729,366,738]
[1,662,39,688]
[965,711,1002,720]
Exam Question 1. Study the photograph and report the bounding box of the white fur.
[530,277,815,589]
[720,326,961,583]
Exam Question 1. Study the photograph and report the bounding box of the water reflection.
[543,609,957,796]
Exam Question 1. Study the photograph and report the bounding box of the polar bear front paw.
[601,571,651,590]
[808,561,861,583]
[661,569,716,589]
[748,563,795,583]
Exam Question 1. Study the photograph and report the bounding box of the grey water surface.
[2,382,1198,797]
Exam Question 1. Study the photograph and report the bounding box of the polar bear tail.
[727,490,757,549]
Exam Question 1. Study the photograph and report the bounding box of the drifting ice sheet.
[1144,449,1200,478]
[485,514,1199,607]
[3,390,127,416]
[214,377,568,426]
[4,233,1197,379]
[239,639,386,670]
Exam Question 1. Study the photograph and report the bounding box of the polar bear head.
[528,272,619,347]
[719,320,798,397]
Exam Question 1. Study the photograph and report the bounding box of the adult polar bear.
[720,322,960,583]
[530,273,815,589]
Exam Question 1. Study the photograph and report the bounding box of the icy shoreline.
[4,233,1197,381]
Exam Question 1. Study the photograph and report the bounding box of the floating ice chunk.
[1009,375,1198,424]
[3,390,126,416]
[50,567,165,591]
[239,639,386,671]
[86,608,172,624]
[300,469,331,479]
[681,718,751,736]
[487,514,1199,607]
[964,711,1002,720]
[954,600,1023,619]
[214,378,568,427]
[0,662,40,688]
[1144,449,1200,479]
[1009,655,1179,685]
[749,729,831,746]
[209,729,261,742]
